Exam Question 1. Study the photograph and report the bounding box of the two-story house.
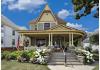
[1,15,26,49]
[18,4,86,50]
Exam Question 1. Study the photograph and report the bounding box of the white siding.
[1,23,19,47]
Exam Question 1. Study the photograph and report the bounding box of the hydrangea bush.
[75,48,95,64]
[2,48,51,65]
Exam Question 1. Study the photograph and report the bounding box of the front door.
[36,39,46,47]
[53,37,63,49]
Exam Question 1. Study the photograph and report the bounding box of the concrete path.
[48,65,95,70]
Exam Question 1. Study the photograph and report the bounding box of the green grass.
[93,65,99,70]
[1,60,50,70]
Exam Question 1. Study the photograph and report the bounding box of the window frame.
[12,30,15,35]
[12,39,15,45]
[44,23,50,30]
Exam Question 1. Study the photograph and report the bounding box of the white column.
[69,33,71,47]
[29,37,31,47]
[71,33,73,46]
[51,33,53,46]
[48,33,51,46]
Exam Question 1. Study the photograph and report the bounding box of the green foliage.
[1,51,11,60]
[93,53,99,61]
[89,33,99,45]
[93,65,99,70]
[2,49,51,65]
[92,49,99,54]
[27,50,36,58]
[75,48,94,64]
[17,51,31,62]
[72,0,99,19]
[85,47,92,52]
[74,39,79,46]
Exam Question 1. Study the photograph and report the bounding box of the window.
[12,30,15,35]
[44,23,50,30]
[1,37,3,44]
[35,25,37,30]
[12,39,15,45]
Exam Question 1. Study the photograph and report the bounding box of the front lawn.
[93,65,99,70]
[1,60,50,70]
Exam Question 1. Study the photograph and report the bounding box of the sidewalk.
[48,65,95,70]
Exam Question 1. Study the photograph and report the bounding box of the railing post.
[64,50,67,66]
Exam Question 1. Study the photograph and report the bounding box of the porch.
[19,33,83,50]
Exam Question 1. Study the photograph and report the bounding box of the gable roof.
[29,4,66,25]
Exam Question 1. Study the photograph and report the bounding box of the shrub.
[18,51,30,62]
[92,49,99,54]
[85,47,92,52]
[82,50,95,64]
[27,50,35,58]
[93,54,99,61]
[1,51,11,60]
[75,48,95,64]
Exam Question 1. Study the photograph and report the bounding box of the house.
[17,4,86,50]
[1,15,26,49]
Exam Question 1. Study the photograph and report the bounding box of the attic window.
[44,23,50,30]
[35,25,37,30]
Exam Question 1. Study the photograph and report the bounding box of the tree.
[89,33,99,45]
[72,0,99,19]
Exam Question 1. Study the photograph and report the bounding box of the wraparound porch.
[19,32,84,50]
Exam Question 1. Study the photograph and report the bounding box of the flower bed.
[75,48,95,64]
[1,48,52,65]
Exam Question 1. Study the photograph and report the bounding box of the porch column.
[29,37,31,47]
[69,33,71,47]
[64,36,65,46]
[71,33,74,46]
[48,33,51,46]
[50,33,53,46]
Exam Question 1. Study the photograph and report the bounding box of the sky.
[1,0,99,32]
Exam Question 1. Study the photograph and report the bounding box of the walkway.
[48,65,95,70]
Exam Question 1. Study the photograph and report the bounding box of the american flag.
[16,36,20,50]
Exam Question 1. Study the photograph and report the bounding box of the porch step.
[48,52,83,65]
[66,62,83,65]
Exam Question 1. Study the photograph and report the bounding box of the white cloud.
[18,26,27,30]
[57,9,70,19]
[67,22,87,31]
[2,0,15,5]
[91,5,98,12]
[2,0,46,11]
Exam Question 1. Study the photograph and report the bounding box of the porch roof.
[17,24,86,39]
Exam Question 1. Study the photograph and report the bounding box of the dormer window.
[44,23,50,30]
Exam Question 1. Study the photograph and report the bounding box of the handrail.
[63,50,67,66]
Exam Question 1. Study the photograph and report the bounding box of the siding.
[50,23,56,28]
